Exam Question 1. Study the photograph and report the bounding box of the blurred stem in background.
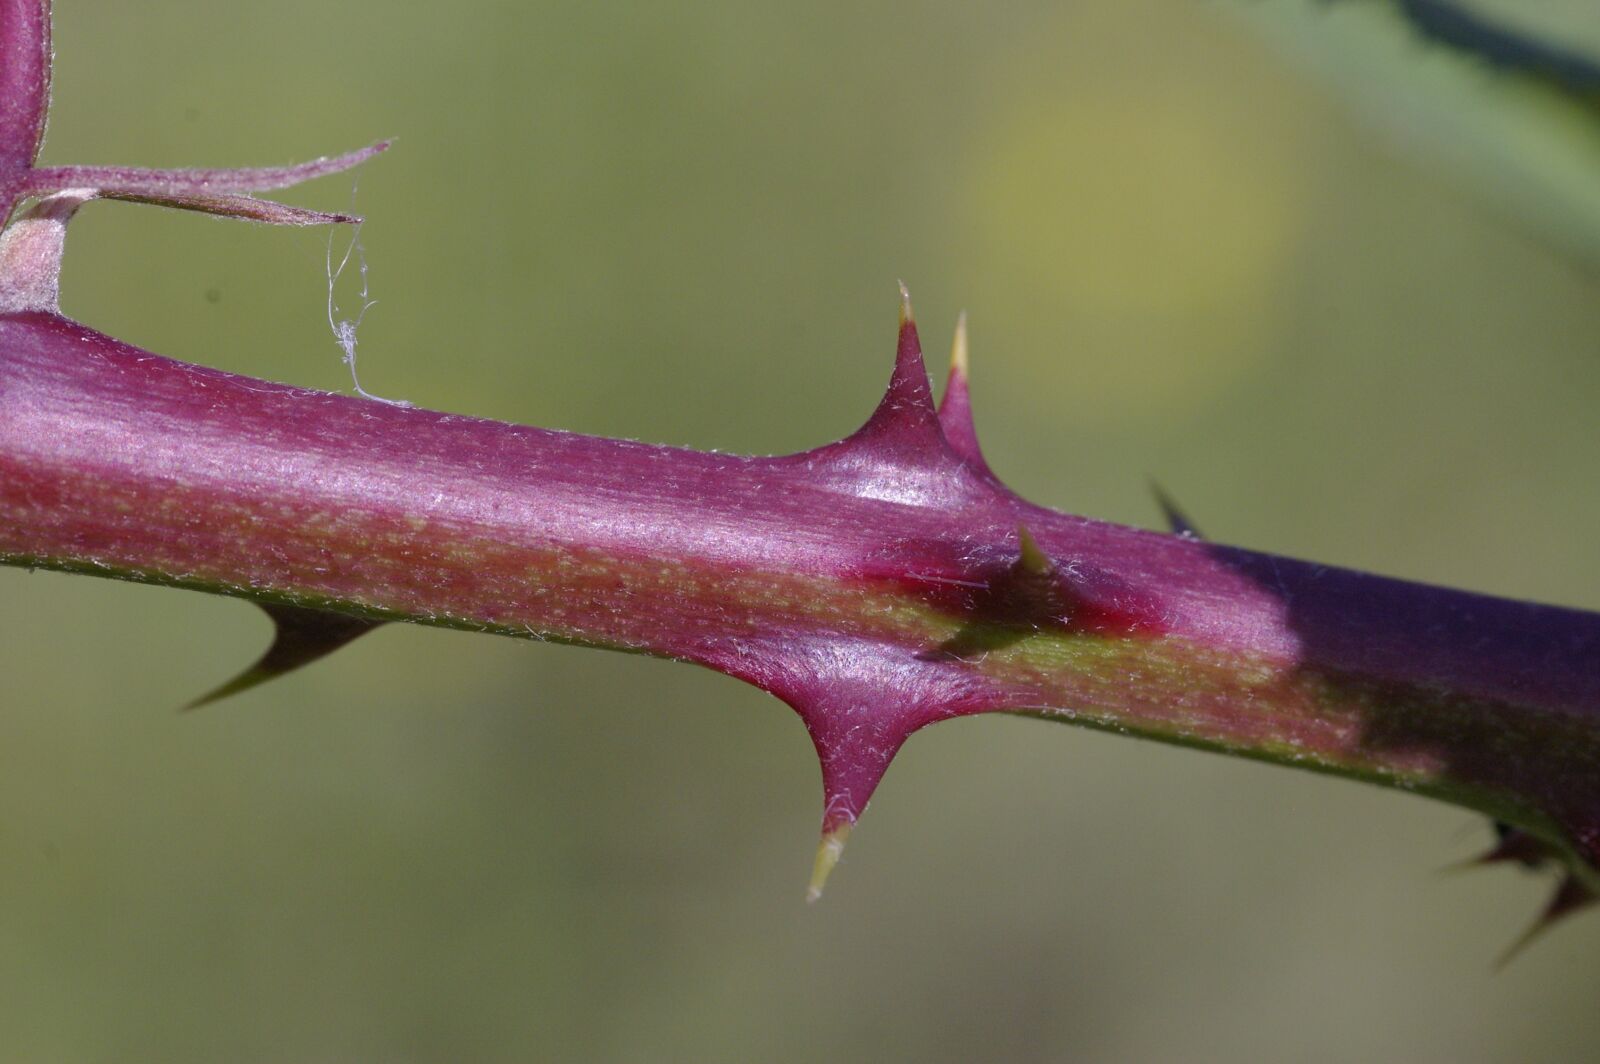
[1228,0,1600,268]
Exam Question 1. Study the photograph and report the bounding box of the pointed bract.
[17,143,390,227]
[184,602,383,710]
[28,142,391,197]
[94,189,361,227]
[0,0,384,231]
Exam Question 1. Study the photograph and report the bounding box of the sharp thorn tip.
[1150,481,1202,539]
[950,311,969,379]
[1494,875,1596,969]
[806,822,852,903]
[1016,524,1053,576]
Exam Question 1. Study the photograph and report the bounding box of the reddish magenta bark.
[0,0,48,178]
[5,0,1600,929]
[5,303,1600,908]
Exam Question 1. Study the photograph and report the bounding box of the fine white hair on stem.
[326,213,410,407]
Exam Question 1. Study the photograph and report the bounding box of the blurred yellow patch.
[967,4,1315,428]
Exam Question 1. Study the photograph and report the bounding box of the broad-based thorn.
[835,282,943,458]
[884,279,934,413]
[184,602,383,710]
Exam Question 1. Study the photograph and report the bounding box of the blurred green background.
[4,0,1600,1060]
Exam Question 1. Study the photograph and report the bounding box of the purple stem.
[3,0,1597,925]
[3,301,1598,908]
[0,0,48,173]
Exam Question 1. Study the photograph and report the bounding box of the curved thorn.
[1478,825,1551,868]
[806,822,852,903]
[1494,875,1597,970]
[184,602,382,710]
[1437,832,1548,875]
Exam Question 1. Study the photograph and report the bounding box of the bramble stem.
[4,306,1599,904]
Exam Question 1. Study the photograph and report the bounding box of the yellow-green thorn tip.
[897,279,914,329]
[806,822,852,903]
[1017,523,1054,576]
[949,310,969,380]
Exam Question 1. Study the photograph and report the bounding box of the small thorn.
[823,282,942,463]
[1150,482,1202,539]
[1016,524,1054,576]
[886,280,929,400]
[1439,822,1554,874]
[949,310,969,380]
[184,602,382,710]
[806,822,853,903]
[922,526,1170,642]
[1495,874,1597,969]
[892,282,924,383]
[937,311,994,478]
[1478,826,1551,869]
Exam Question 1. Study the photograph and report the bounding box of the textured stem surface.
[5,305,1599,907]
[4,0,1599,921]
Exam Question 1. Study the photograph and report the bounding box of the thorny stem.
[1,0,1598,944]
[5,295,1600,917]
